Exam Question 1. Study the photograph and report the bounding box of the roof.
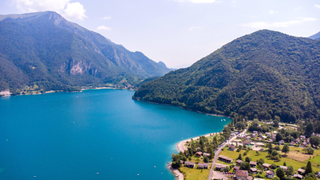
[250,161,257,165]
[266,170,274,175]
[243,140,252,145]
[218,155,233,161]
[250,168,257,171]
[262,163,270,167]
[185,161,195,166]
[236,159,243,163]
[294,174,303,179]
[280,166,287,170]
[236,170,249,177]
[203,153,210,156]
[234,166,240,170]
[298,169,305,173]
[216,164,228,168]
[198,163,209,167]
[195,152,203,155]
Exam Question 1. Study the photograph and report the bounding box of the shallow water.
[0,89,230,180]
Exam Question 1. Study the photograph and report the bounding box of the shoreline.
[0,87,136,98]
[169,132,221,179]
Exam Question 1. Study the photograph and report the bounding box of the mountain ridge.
[0,11,170,94]
[134,29,320,122]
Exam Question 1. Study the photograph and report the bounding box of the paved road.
[207,129,247,180]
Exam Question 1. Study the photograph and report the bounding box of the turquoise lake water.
[0,89,230,180]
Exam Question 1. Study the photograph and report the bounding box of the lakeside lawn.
[219,148,320,172]
[179,156,211,180]
[180,166,210,180]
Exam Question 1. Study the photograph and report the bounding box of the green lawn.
[219,148,320,172]
[180,166,210,180]
[180,155,212,180]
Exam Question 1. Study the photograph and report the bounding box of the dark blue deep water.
[0,89,230,180]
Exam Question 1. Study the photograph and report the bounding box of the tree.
[310,136,320,147]
[237,153,243,160]
[276,168,285,180]
[281,144,290,155]
[283,162,286,166]
[272,177,280,180]
[271,150,278,158]
[273,120,279,128]
[287,166,294,176]
[276,133,283,141]
[204,156,209,163]
[240,162,250,171]
[256,151,260,156]
[267,143,273,154]
[257,164,263,170]
[245,156,251,163]
[305,161,313,175]
[257,158,264,165]
[305,123,314,138]
[208,147,214,159]
[303,147,314,154]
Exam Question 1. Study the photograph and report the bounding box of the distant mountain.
[309,31,320,40]
[134,30,320,122]
[0,11,170,93]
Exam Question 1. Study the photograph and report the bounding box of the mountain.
[0,11,170,93]
[309,31,320,40]
[134,30,320,122]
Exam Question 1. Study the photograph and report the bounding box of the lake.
[0,89,230,180]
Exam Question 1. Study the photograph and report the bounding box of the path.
[207,129,247,180]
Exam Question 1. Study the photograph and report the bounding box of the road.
[207,129,247,180]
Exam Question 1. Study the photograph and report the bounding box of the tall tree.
[305,161,313,175]
[281,144,290,155]
[276,168,285,180]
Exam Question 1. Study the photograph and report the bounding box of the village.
[171,119,320,180]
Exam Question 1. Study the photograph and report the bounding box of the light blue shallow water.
[0,89,230,180]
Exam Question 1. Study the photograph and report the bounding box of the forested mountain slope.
[0,11,170,93]
[134,30,320,122]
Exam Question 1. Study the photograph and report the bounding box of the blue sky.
[1,0,320,68]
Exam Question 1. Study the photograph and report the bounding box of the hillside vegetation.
[0,11,170,93]
[134,30,320,122]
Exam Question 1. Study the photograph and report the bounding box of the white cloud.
[97,25,111,31]
[102,16,111,20]
[242,17,317,29]
[174,0,218,3]
[315,4,320,8]
[12,0,87,20]
[269,10,277,14]
[64,2,87,20]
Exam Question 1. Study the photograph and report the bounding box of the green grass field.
[219,148,320,172]
[180,166,210,180]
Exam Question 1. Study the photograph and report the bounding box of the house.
[203,153,211,157]
[246,136,251,140]
[271,134,277,140]
[301,142,309,147]
[236,170,249,180]
[300,135,306,140]
[290,141,296,146]
[298,169,305,175]
[250,161,257,168]
[250,168,257,174]
[262,135,267,139]
[266,139,273,143]
[198,163,209,169]
[253,131,258,134]
[218,155,233,163]
[262,163,271,170]
[236,159,243,165]
[317,172,320,178]
[195,152,203,157]
[294,174,303,179]
[234,166,240,171]
[185,161,195,168]
[228,145,236,151]
[295,138,300,143]
[266,132,271,137]
[215,164,228,171]
[255,142,265,147]
[242,140,252,146]
[266,170,275,178]
[279,140,285,145]
[280,166,287,171]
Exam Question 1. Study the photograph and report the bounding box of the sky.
[0,0,320,68]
